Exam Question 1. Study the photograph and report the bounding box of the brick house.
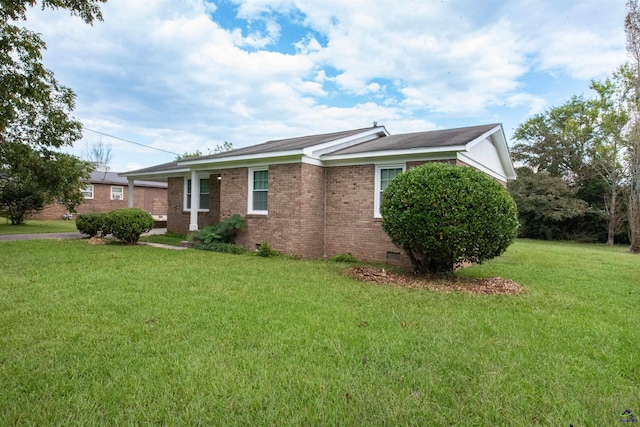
[32,171,168,221]
[120,124,516,265]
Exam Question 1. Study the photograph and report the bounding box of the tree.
[83,138,112,172]
[590,75,630,245]
[0,141,91,224]
[511,96,598,184]
[175,150,203,161]
[0,0,104,223]
[175,142,234,160]
[507,167,596,241]
[510,94,617,243]
[213,141,234,153]
[625,0,640,253]
[381,163,519,274]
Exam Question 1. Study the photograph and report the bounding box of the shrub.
[106,208,154,244]
[256,242,281,258]
[195,242,248,254]
[381,163,519,274]
[190,214,247,247]
[76,213,109,237]
[330,253,358,263]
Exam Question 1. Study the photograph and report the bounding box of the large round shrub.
[107,208,154,244]
[381,163,518,273]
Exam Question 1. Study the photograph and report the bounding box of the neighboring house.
[120,124,516,265]
[32,171,168,221]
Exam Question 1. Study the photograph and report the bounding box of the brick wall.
[163,158,501,264]
[219,164,325,258]
[31,184,167,220]
[324,164,409,266]
[166,175,219,234]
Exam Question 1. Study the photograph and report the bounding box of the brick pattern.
[324,164,409,266]
[31,184,167,220]
[166,176,219,234]
[163,159,495,266]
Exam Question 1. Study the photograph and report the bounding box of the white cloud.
[19,0,628,171]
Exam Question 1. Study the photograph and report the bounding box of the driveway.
[0,228,168,242]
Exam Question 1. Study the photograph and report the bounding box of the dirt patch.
[87,236,107,245]
[348,266,524,295]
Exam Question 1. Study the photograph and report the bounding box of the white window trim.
[184,175,210,212]
[374,164,405,218]
[248,167,268,215]
[82,184,94,199]
[110,186,124,200]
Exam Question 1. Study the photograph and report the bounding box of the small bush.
[190,214,247,247]
[195,242,248,254]
[76,213,109,237]
[330,253,358,263]
[256,242,281,258]
[107,208,154,244]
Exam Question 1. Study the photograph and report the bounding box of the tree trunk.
[630,192,640,253]
[606,174,618,246]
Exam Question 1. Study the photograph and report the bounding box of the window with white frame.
[81,184,94,199]
[111,186,124,200]
[248,168,268,214]
[185,177,210,211]
[374,164,405,218]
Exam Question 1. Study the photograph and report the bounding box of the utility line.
[83,127,180,156]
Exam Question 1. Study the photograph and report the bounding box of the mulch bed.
[348,266,524,295]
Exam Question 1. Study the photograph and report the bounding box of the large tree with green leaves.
[0,0,105,223]
[624,0,640,253]
[590,74,630,245]
[510,90,630,244]
[511,95,599,185]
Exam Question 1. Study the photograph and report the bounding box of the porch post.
[189,170,199,231]
[127,178,134,208]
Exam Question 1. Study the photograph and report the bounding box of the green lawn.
[0,239,638,425]
[0,219,78,235]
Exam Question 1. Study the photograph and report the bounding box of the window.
[185,177,210,211]
[81,184,94,199]
[374,164,405,218]
[248,168,268,214]
[111,186,124,200]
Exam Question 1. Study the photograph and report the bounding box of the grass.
[0,239,638,425]
[0,219,78,235]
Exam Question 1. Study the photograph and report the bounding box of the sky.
[23,0,628,172]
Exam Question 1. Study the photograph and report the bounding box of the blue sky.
[24,0,627,172]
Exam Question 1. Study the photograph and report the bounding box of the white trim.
[110,186,124,200]
[323,152,455,168]
[180,150,302,167]
[184,174,210,213]
[306,127,389,157]
[374,164,405,218]
[321,145,467,162]
[81,184,94,199]
[457,153,508,182]
[127,179,134,208]
[248,167,268,215]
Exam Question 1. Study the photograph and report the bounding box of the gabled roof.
[195,126,386,160]
[88,171,168,188]
[120,123,516,181]
[327,124,499,155]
